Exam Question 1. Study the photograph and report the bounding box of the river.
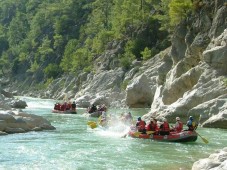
[0,97,227,170]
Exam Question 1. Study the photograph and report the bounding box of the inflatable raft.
[83,111,102,117]
[52,109,77,114]
[128,130,198,142]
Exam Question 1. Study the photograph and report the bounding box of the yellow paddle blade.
[146,131,155,135]
[90,122,97,129]
[121,133,128,138]
[202,137,209,144]
[133,132,142,137]
[87,121,96,125]
[197,132,209,144]
[133,131,155,137]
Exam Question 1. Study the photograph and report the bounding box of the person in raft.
[124,112,133,125]
[54,103,61,110]
[159,118,170,135]
[136,117,146,134]
[186,116,198,131]
[146,118,159,135]
[88,104,97,113]
[99,111,108,127]
[171,117,183,132]
[71,101,76,111]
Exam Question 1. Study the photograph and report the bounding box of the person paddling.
[146,118,158,134]
[136,117,146,134]
[71,101,76,111]
[171,117,183,132]
[186,116,198,131]
[159,118,170,135]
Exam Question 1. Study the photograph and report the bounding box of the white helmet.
[176,117,180,121]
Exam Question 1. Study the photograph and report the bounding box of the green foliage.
[152,0,171,31]
[0,0,173,82]
[222,78,227,87]
[53,34,64,49]
[28,61,39,73]
[0,25,8,55]
[83,65,92,73]
[169,0,192,26]
[0,52,10,75]
[119,55,133,71]
[141,47,152,60]
[44,78,54,87]
[44,63,60,79]
[121,79,130,90]
[71,48,93,73]
[7,12,29,46]
[38,36,54,62]
[120,40,136,66]
[91,30,114,55]
[60,39,79,72]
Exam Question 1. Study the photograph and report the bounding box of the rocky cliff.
[3,0,227,129]
[63,0,226,129]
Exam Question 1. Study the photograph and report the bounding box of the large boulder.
[126,74,153,108]
[0,110,56,134]
[192,147,227,170]
[81,68,124,94]
[75,95,92,108]
[1,89,14,98]
[189,94,227,128]
[202,112,227,129]
[14,111,55,130]
[10,99,28,109]
[0,94,11,110]
[0,113,16,123]
[0,120,7,131]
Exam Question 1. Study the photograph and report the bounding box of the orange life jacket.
[161,122,170,132]
[146,122,157,131]
[175,121,183,132]
[137,121,146,130]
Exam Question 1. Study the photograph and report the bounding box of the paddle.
[87,121,95,125]
[196,132,209,144]
[87,121,98,129]
[87,115,107,129]
[121,132,128,138]
[134,131,155,137]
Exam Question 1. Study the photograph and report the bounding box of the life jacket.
[137,121,146,130]
[146,124,151,131]
[71,104,76,111]
[146,122,157,131]
[175,121,183,132]
[66,103,71,110]
[161,122,170,132]
[54,104,60,110]
[60,104,65,111]
[188,121,197,131]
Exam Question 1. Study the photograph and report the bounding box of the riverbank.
[1,97,227,170]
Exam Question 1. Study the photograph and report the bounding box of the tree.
[0,24,8,55]
[169,0,192,26]
[0,53,10,76]
[7,12,29,46]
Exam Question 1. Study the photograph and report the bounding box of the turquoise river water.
[0,97,227,170]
